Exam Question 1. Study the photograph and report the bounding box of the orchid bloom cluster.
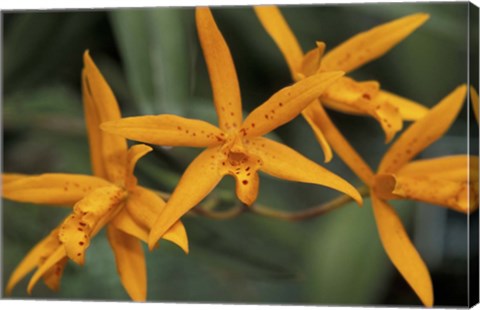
[2,6,478,306]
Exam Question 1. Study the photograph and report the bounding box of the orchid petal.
[301,42,326,77]
[6,229,62,295]
[101,114,225,148]
[148,147,224,249]
[125,144,153,190]
[2,173,110,206]
[59,185,127,265]
[107,225,147,301]
[41,257,68,292]
[2,173,29,184]
[374,174,476,214]
[115,186,189,253]
[83,51,128,183]
[27,247,66,294]
[471,86,479,122]
[254,6,304,78]
[196,8,242,132]
[396,155,477,182]
[249,137,362,205]
[379,85,467,174]
[371,193,433,307]
[303,102,375,186]
[320,13,429,72]
[372,90,429,121]
[301,107,333,163]
[241,71,344,138]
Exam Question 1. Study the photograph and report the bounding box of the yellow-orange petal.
[2,173,110,206]
[5,229,62,295]
[370,193,433,306]
[396,155,477,182]
[41,257,68,292]
[320,13,429,73]
[301,42,326,78]
[241,71,344,138]
[101,115,225,148]
[125,144,153,190]
[303,102,375,186]
[112,209,149,242]
[148,147,224,249]
[59,185,127,265]
[82,69,107,179]
[196,7,243,132]
[471,86,479,123]
[83,51,128,183]
[301,107,333,163]
[248,137,362,205]
[372,90,429,121]
[27,246,66,294]
[375,173,476,214]
[2,173,29,184]
[162,221,189,255]
[254,5,304,79]
[107,225,147,301]
[379,85,467,174]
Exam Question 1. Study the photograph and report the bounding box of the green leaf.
[109,8,192,115]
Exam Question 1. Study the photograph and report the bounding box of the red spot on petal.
[242,180,248,185]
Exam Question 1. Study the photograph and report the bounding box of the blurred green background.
[2,2,478,306]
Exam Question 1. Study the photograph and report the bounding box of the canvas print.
[2,2,479,307]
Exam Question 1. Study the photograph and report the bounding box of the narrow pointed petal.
[241,71,344,138]
[471,86,479,122]
[396,155,477,182]
[372,90,429,121]
[2,173,29,184]
[125,144,153,190]
[371,193,433,306]
[321,13,429,72]
[379,85,467,174]
[42,257,68,292]
[302,42,326,77]
[101,115,225,148]
[83,51,128,183]
[162,221,189,254]
[196,8,242,131]
[6,229,62,295]
[2,173,110,206]
[254,6,304,78]
[303,102,375,186]
[59,185,127,265]
[249,137,362,205]
[107,225,147,301]
[114,186,189,253]
[321,77,402,142]
[301,108,333,163]
[148,147,224,249]
[375,173,477,213]
[27,247,66,294]
[82,69,107,178]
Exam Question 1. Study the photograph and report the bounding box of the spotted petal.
[302,102,375,186]
[254,5,304,78]
[2,173,110,206]
[371,193,433,306]
[59,185,127,265]
[107,225,147,301]
[27,246,66,294]
[101,114,225,148]
[320,13,429,73]
[379,85,467,174]
[248,137,362,205]
[196,7,243,132]
[6,229,62,295]
[148,147,225,249]
[372,90,428,121]
[241,71,344,138]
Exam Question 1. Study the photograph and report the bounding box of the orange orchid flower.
[101,7,363,250]
[2,52,188,301]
